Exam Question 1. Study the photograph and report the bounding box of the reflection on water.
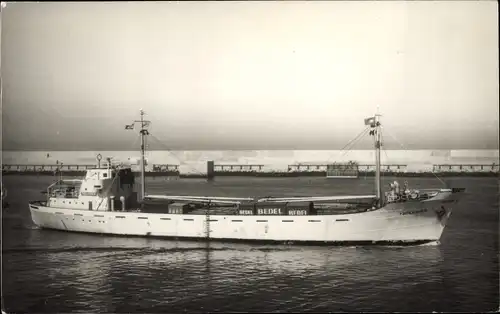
[2,176,498,312]
[4,231,448,313]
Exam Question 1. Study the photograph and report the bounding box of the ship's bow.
[422,187,466,241]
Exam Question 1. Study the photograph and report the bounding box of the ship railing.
[49,189,80,199]
[47,179,82,199]
[29,200,48,207]
[385,187,441,203]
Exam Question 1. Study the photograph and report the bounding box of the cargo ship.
[28,110,465,245]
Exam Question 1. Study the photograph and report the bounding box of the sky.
[1,1,498,151]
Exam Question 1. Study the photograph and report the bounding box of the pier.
[2,162,498,177]
[433,164,498,173]
[1,163,181,176]
[151,164,180,176]
[287,164,408,173]
[2,164,96,173]
[214,164,265,172]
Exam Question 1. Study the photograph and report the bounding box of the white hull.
[27,112,464,246]
[29,196,456,244]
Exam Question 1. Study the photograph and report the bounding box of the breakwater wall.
[2,162,498,178]
[3,149,498,168]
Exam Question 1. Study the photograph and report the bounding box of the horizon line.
[2,148,498,152]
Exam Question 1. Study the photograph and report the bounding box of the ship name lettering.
[288,209,308,216]
[239,210,254,215]
[257,208,282,215]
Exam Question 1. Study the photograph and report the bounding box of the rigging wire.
[96,171,121,210]
[131,133,141,153]
[119,133,141,166]
[339,126,371,155]
[326,126,371,164]
[381,125,446,187]
[95,133,143,210]
[380,132,392,182]
[147,133,208,177]
[339,127,371,159]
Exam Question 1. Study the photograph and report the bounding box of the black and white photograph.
[1,1,498,313]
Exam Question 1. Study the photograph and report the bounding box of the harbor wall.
[2,149,499,176]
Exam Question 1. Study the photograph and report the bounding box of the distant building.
[326,161,359,178]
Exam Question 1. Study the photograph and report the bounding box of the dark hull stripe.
[37,227,435,247]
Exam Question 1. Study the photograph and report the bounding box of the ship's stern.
[28,201,49,228]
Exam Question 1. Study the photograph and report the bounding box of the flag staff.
[365,113,383,207]
[124,110,150,202]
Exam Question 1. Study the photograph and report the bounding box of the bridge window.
[103,173,108,178]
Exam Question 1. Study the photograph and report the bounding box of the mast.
[374,114,382,206]
[125,109,151,202]
[139,110,147,201]
[365,112,382,207]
